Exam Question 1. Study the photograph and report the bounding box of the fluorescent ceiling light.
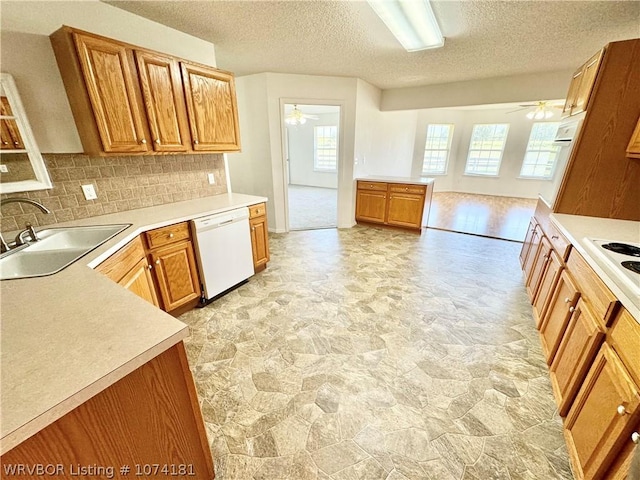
[368,0,444,51]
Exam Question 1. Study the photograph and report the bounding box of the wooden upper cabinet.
[72,32,150,153]
[181,62,241,152]
[135,51,191,152]
[562,49,604,118]
[0,96,24,149]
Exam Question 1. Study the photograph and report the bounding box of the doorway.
[283,103,340,230]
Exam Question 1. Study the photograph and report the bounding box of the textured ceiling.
[105,0,640,90]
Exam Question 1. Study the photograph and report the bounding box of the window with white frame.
[520,122,561,178]
[464,123,510,176]
[422,124,454,174]
[314,126,338,172]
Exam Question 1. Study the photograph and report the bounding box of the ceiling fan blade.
[506,107,530,114]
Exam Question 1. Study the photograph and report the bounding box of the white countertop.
[550,213,640,322]
[356,175,435,186]
[0,192,267,454]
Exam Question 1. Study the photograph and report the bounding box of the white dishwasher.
[191,207,254,301]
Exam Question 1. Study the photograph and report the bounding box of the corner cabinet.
[561,49,604,118]
[249,203,270,272]
[50,26,240,155]
[355,179,433,232]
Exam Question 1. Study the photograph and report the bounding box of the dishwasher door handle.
[217,219,235,227]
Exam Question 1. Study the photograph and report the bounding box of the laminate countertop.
[551,213,640,323]
[356,175,435,186]
[0,192,267,455]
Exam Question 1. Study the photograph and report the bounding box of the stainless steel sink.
[0,224,130,280]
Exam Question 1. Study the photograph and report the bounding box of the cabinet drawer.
[546,221,571,262]
[357,181,387,192]
[145,222,190,249]
[388,184,426,195]
[609,308,640,386]
[567,248,619,325]
[249,203,266,219]
[96,236,145,283]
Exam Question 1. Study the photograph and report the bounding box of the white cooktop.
[583,239,640,303]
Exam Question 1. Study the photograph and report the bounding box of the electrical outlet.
[207,173,216,185]
[81,184,97,200]
[0,164,8,173]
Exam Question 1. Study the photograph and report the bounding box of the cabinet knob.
[617,405,627,416]
[147,264,153,270]
[370,185,373,188]
[13,141,19,145]
[169,233,174,238]
[2,141,8,145]
[564,297,571,303]
[569,306,575,313]
[252,227,255,231]
[155,139,160,144]
[552,235,559,240]
[405,187,408,191]
[632,432,639,444]
[140,139,147,144]
[194,140,199,145]
[155,259,161,265]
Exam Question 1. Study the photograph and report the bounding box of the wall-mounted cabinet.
[561,49,604,118]
[50,26,240,156]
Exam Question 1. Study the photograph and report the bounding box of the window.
[422,124,454,174]
[520,122,561,178]
[314,126,338,172]
[465,123,510,176]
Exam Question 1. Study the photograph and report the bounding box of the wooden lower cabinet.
[522,225,542,283]
[249,202,270,272]
[532,248,563,326]
[550,299,605,416]
[96,236,159,307]
[564,343,640,480]
[539,270,580,363]
[519,219,538,268]
[1,342,215,479]
[526,235,552,301]
[150,240,201,312]
[355,189,387,224]
[387,192,425,229]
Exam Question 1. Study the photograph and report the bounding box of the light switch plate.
[81,184,97,200]
[0,164,8,173]
[207,173,216,185]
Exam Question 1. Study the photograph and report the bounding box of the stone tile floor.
[179,226,573,479]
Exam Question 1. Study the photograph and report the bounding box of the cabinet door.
[522,225,541,283]
[250,215,270,271]
[562,67,584,118]
[356,190,387,224]
[565,343,640,479]
[0,96,24,149]
[119,257,160,307]
[525,235,552,301]
[532,249,563,326]
[626,117,640,159]
[519,219,537,268]
[180,62,240,152]
[73,32,149,153]
[135,51,191,152]
[572,49,604,116]
[550,299,605,416]
[539,270,580,362]
[150,240,200,312]
[386,192,425,229]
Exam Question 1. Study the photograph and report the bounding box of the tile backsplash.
[0,153,227,232]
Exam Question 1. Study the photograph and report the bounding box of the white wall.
[411,106,564,198]
[381,70,573,111]
[287,112,339,189]
[1,0,217,153]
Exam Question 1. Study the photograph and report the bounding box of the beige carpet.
[288,185,337,230]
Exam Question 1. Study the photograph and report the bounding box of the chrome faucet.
[0,197,51,253]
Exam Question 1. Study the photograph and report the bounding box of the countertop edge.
[356,176,435,186]
[549,214,640,323]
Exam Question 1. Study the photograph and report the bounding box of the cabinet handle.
[552,235,559,240]
[252,227,255,231]
[147,264,153,270]
[169,233,174,238]
[617,405,627,416]
[564,297,571,303]
[155,259,161,265]
[405,187,409,191]
[194,140,199,145]
[2,141,8,145]
[140,139,147,144]
[370,185,374,188]
[155,139,160,144]
[569,306,575,313]
[632,432,639,444]
[13,141,19,145]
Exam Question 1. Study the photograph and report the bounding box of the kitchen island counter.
[1,192,267,454]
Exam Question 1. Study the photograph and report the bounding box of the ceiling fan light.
[368,0,444,51]
[544,110,553,119]
[526,111,535,120]
[285,105,308,126]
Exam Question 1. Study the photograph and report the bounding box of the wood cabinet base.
[1,342,215,479]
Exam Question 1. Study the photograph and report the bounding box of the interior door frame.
[279,98,344,232]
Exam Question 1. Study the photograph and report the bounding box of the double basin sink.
[0,224,130,280]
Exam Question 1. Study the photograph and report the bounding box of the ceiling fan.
[284,105,319,126]
[508,100,565,119]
